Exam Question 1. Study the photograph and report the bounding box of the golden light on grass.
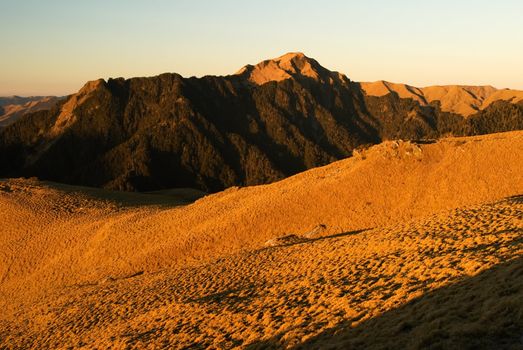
[1,131,522,348]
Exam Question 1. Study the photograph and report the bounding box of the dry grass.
[0,131,522,348]
[1,196,522,349]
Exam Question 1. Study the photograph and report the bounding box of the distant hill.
[360,80,523,116]
[0,96,63,127]
[1,53,522,192]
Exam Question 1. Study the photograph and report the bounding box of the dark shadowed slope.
[1,53,522,192]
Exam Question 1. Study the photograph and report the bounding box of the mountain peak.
[49,79,106,136]
[278,51,306,59]
[235,52,348,85]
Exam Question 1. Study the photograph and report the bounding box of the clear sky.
[1,0,522,96]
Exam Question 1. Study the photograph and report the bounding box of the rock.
[303,224,327,238]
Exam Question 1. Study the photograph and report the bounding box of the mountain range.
[0,96,63,127]
[1,52,522,192]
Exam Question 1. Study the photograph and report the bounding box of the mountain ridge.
[361,80,523,116]
[1,53,522,192]
[0,95,63,127]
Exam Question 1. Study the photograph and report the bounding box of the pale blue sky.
[1,0,522,95]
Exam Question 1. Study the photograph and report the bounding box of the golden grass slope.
[358,80,428,105]
[1,189,523,348]
[0,131,523,348]
[361,81,523,117]
[1,131,523,304]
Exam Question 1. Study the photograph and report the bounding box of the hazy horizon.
[1,0,523,96]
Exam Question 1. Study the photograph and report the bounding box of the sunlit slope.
[361,80,523,116]
[1,193,522,349]
[0,131,522,309]
[0,96,61,127]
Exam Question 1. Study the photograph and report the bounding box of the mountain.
[1,131,522,348]
[361,81,523,116]
[0,53,522,192]
[0,96,63,127]
[235,52,347,85]
[0,96,47,107]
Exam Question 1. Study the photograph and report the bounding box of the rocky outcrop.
[236,52,348,86]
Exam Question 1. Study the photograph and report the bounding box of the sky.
[1,0,522,96]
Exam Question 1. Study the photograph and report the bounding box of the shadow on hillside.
[507,194,523,204]
[247,256,523,350]
[41,180,207,207]
[410,139,437,144]
[306,229,369,244]
[262,228,369,250]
